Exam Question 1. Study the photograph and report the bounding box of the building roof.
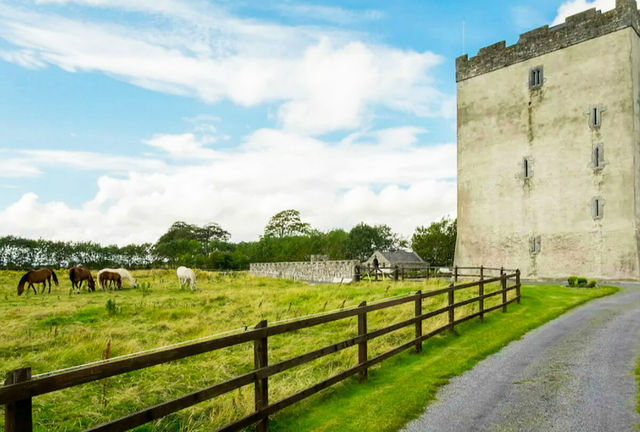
[377,250,425,264]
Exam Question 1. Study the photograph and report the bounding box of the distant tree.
[156,221,230,244]
[323,229,350,260]
[196,222,231,243]
[411,217,457,265]
[348,223,407,262]
[264,210,311,238]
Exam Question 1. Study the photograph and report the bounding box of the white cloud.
[0,149,166,178]
[0,128,457,244]
[0,3,449,135]
[552,0,615,26]
[143,133,221,160]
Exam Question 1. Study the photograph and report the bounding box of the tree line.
[0,210,456,270]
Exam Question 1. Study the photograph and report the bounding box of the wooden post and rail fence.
[354,264,511,283]
[1,267,521,432]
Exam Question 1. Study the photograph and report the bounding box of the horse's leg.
[47,276,51,294]
[30,282,36,295]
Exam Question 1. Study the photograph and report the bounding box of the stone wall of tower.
[455,26,640,280]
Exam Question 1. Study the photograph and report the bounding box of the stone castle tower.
[454,0,640,280]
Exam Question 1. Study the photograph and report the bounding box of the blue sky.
[0,0,612,244]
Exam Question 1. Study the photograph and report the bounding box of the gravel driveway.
[402,285,640,432]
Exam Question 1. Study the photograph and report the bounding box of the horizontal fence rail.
[355,264,517,283]
[2,266,521,432]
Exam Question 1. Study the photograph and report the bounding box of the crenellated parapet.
[456,0,640,81]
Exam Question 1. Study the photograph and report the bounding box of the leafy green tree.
[348,223,407,261]
[411,217,457,265]
[323,229,350,260]
[264,209,311,238]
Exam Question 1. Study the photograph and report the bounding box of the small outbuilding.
[363,250,427,269]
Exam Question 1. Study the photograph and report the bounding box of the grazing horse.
[177,266,197,291]
[69,266,95,293]
[97,268,136,288]
[99,271,122,291]
[17,268,59,296]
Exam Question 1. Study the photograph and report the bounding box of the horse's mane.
[18,271,31,288]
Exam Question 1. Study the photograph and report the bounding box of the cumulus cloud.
[552,0,615,25]
[0,2,449,135]
[0,1,458,245]
[0,128,457,244]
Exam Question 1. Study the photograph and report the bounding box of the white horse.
[177,266,197,291]
[97,268,137,289]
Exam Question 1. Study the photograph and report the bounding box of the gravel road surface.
[402,285,640,432]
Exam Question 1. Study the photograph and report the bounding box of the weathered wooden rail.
[1,267,521,432]
[355,264,516,283]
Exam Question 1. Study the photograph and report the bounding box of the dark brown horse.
[99,271,121,291]
[17,268,59,296]
[69,266,95,293]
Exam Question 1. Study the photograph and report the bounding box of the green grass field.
[0,270,616,431]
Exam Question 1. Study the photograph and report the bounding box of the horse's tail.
[51,269,59,286]
[69,267,75,284]
[17,272,30,296]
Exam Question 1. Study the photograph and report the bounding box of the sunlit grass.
[0,270,613,431]
[1,269,475,431]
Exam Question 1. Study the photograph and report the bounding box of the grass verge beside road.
[272,285,619,432]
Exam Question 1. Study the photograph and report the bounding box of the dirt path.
[402,285,640,432]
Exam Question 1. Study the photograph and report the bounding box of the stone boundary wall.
[249,260,359,283]
[456,0,640,81]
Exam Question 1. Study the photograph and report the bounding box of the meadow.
[0,270,616,431]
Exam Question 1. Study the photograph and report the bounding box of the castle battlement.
[456,0,640,82]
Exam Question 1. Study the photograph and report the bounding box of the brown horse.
[17,268,59,296]
[69,266,95,293]
[99,271,121,291]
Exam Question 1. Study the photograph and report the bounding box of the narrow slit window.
[589,106,603,129]
[530,236,541,255]
[523,157,533,178]
[529,66,543,89]
[592,197,604,220]
[592,144,604,169]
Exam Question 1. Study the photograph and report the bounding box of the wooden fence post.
[516,269,521,304]
[394,266,399,281]
[501,272,507,313]
[401,266,405,281]
[254,321,268,432]
[425,265,429,280]
[357,301,368,382]
[448,284,455,331]
[354,265,360,283]
[415,291,422,353]
[4,368,32,432]
[479,266,485,322]
[454,265,458,282]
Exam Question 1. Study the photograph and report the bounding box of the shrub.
[106,298,118,316]
[577,277,588,287]
[568,276,578,286]
[587,279,597,288]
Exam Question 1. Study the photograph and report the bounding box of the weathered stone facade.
[455,0,640,281]
[249,260,359,283]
